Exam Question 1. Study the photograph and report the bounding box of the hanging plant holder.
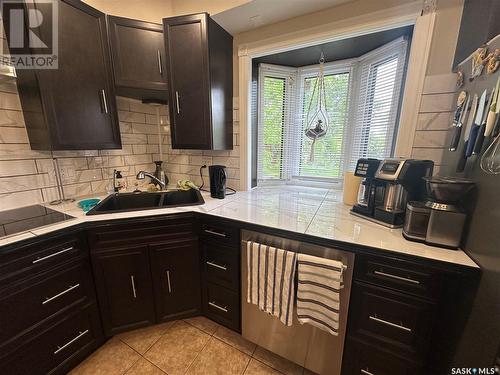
[304,53,329,162]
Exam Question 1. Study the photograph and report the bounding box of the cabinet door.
[150,239,201,321]
[91,245,155,336]
[37,0,120,150]
[108,16,167,97]
[163,14,212,149]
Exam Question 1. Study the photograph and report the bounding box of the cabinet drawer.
[0,303,102,375]
[0,260,94,346]
[203,282,240,332]
[0,234,86,285]
[88,216,196,250]
[348,282,434,360]
[342,338,421,375]
[355,255,442,299]
[202,242,239,290]
[200,220,239,246]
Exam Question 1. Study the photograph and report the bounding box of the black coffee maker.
[351,158,434,228]
[351,158,381,217]
[209,165,227,199]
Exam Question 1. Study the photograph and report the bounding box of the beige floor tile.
[144,321,211,375]
[186,337,250,375]
[244,359,282,375]
[184,316,221,335]
[117,321,175,354]
[125,358,165,375]
[70,338,141,375]
[214,326,257,355]
[253,347,303,375]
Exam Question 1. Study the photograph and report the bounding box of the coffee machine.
[351,158,381,217]
[351,158,434,228]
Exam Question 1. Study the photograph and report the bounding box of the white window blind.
[256,37,409,185]
[349,38,408,170]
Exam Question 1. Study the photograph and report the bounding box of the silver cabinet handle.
[33,247,74,264]
[42,284,80,305]
[209,301,228,313]
[206,261,227,271]
[373,270,420,285]
[54,330,89,354]
[130,275,137,299]
[100,89,108,114]
[175,91,180,114]
[204,229,226,238]
[157,50,163,75]
[369,315,412,332]
[361,369,374,375]
[166,270,172,293]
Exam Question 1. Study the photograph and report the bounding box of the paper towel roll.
[343,172,362,206]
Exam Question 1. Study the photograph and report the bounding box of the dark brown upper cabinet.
[4,0,121,150]
[107,16,168,101]
[163,13,233,150]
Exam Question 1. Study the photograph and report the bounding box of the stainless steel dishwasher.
[241,230,354,375]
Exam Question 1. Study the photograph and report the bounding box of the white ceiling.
[212,0,354,35]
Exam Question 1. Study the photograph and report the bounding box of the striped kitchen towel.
[296,253,345,336]
[247,241,297,326]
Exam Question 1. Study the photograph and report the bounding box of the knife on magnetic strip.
[456,93,478,172]
[466,89,487,157]
[473,87,496,154]
[449,94,470,151]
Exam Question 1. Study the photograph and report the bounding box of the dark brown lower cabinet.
[0,303,102,375]
[150,238,201,321]
[91,245,155,336]
[342,337,421,375]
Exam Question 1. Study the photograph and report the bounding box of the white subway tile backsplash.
[0,92,22,110]
[0,144,50,160]
[0,96,240,210]
[121,133,148,145]
[0,126,28,143]
[132,123,158,135]
[145,114,169,125]
[118,110,146,123]
[0,190,44,210]
[129,101,163,115]
[124,154,153,165]
[0,173,52,193]
[0,160,37,177]
[0,110,25,127]
[36,157,88,173]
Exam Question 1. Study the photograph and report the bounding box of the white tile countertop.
[0,186,479,268]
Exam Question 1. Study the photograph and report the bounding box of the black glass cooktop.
[0,205,74,239]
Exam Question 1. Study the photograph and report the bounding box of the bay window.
[256,37,409,185]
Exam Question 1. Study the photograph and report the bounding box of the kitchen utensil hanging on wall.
[472,88,495,155]
[449,91,468,151]
[456,93,478,171]
[481,77,500,174]
[304,53,329,162]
